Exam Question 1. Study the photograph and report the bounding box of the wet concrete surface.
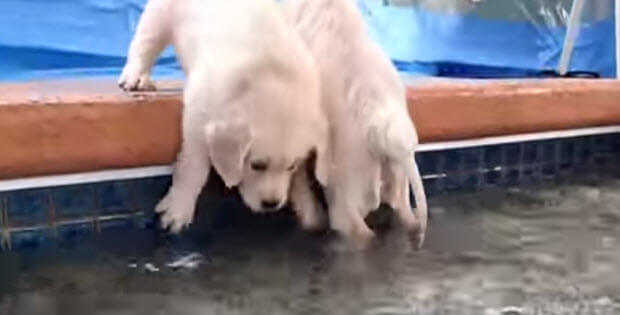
[1,178,620,315]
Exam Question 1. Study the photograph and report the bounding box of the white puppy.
[119,0,329,232]
[284,0,428,249]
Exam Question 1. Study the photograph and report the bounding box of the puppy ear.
[205,120,251,188]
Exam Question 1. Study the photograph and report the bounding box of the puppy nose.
[261,199,280,209]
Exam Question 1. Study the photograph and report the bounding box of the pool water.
[1,177,620,315]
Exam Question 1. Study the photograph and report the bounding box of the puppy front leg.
[119,0,172,91]
[289,165,326,231]
[156,114,210,233]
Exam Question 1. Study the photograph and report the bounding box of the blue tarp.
[0,0,181,81]
[360,1,616,78]
[0,0,616,81]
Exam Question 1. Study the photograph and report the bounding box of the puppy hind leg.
[328,195,374,251]
[119,0,173,91]
[384,162,419,231]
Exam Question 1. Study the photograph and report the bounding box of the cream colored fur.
[284,0,428,249]
[119,0,328,232]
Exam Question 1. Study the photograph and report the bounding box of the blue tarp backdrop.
[0,0,616,81]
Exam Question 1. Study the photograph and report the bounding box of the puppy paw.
[300,212,327,231]
[155,192,194,233]
[412,208,428,249]
[118,63,156,92]
[401,212,426,249]
[413,226,427,250]
[394,207,426,248]
[399,212,421,233]
[297,205,327,232]
[343,225,375,251]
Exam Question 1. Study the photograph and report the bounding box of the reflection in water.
[1,179,620,314]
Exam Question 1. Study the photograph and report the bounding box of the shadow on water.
[2,175,620,314]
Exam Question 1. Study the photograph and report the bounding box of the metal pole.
[558,0,585,76]
[616,0,620,77]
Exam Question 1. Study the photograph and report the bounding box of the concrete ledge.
[1,79,620,180]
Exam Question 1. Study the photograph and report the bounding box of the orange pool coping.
[1,79,619,180]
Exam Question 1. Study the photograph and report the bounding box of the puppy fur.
[284,0,428,249]
[119,0,329,232]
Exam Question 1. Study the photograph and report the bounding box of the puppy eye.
[251,161,268,172]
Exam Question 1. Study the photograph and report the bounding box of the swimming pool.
[1,1,620,313]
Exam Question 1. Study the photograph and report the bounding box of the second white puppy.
[284,0,428,249]
[119,0,329,232]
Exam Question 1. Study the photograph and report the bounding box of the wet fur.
[119,0,328,232]
[285,0,428,249]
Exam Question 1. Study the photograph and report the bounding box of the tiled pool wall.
[1,133,619,251]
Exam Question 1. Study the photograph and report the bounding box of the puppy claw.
[118,65,156,92]
[155,193,171,214]
[154,193,194,234]
[160,209,193,234]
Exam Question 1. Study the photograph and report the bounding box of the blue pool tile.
[95,181,133,215]
[443,150,461,173]
[462,173,481,191]
[6,189,50,227]
[523,166,542,184]
[135,212,158,229]
[559,141,576,170]
[484,170,502,186]
[561,139,576,156]
[99,218,135,231]
[57,222,93,242]
[0,193,5,227]
[594,135,613,154]
[522,142,538,165]
[417,152,439,176]
[52,185,95,220]
[593,155,611,169]
[134,176,171,214]
[503,144,521,167]
[484,145,502,168]
[441,176,462,192]
[541,163,557,178]
[612,136,620,154]
[559,159,574,173]
[0,195,5,251]
[505,169,520,186]
[10,228,53,250]
[422,178,439,196]
[541,141,557,163]
[460,148,482,171]
[577,138,594,164]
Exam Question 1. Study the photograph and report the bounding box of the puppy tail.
[367,107,428,248]
[405,156,428,248]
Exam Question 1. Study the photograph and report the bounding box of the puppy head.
[205,120,320,213]
[205,55,329,213]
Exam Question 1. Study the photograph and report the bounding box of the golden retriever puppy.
[119,0,328,232]
[284,0,428,249]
